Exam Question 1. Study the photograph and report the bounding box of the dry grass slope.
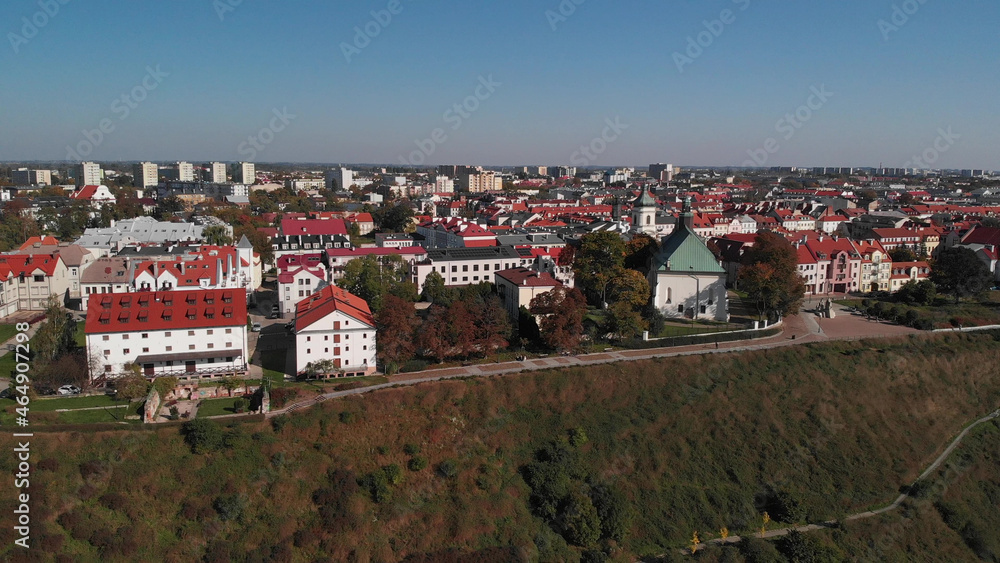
[0,331,998,562]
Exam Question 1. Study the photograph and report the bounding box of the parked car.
[251,322,262,332]
[267,312,279,319]
[57,385,81,396]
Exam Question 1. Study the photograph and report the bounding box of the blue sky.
[2,0,997,169]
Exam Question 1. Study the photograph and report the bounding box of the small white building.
[277,254,328,315]
[494,268,563,323]
[293,285,377,377]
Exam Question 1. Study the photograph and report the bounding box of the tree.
[337,254,414,313]
[32,297,74,363]
[607,268,650,310]
[530,287,588,351]
[624,234,658,274]
[472,295,511,355]
[154,196,183,220]
[931,247,993,303]
[889,246,917,262]
[605,302,646,340]
[573,232,627,307]
[115,374,150,402]
[220,376,240,397]
[739,232,806,320]
[374,203,415,233]
[416,306,451,363]
[420,271,452,305]
[559,490,602,547]
[375,296,418,374]
[181,419,224,454]
[203,226,233,246]
[233,225,273,265]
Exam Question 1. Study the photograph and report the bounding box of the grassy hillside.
[1,332,999,562]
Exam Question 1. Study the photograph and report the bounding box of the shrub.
[408,455,429,471]
[181,419,223,454]
[591,484,634,543]
[37,458,59,472]
[403,443,421,455]
[568,427,589,448]
[359,471,391,503]
[271,415,289,432]
[377,445,389,455]
[558,491,602,547]
[382,464,403,485]
[233,397,249,413]
[339,411,357,424]
[437,459,458,478]
[269,387,294,408]
[212,494,246,522]
[98,492,129,512]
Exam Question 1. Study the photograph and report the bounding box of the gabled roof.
[85,289,247,334]
[961,226,1000,247]
[295,285,374,331]
[495,268,563,288]
[652,216,724,274]
[0,253,63,276]
[280,217,348,236]
[19,236,59,249]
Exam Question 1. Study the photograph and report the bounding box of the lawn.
[258,349,289,381]
[33,394,120,412]
[839,292,1000,329]
[0,324,18,345]
[196,397,242,418]
[56,405,133,424]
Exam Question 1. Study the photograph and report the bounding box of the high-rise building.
[209,162,227,183]
[649,163,673,182]
[133,162,159,189]
[437,165,458,178]
[232,162,255,184]
[176,161,195,182]
[458,170,502,193]
[552,166,576,178]
[325,167,355,191]
[76,161,102,187]
[434,175,455,193]
[12,169,52,185]
[531,166,548,176]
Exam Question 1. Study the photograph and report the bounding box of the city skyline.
[2,0,998,169]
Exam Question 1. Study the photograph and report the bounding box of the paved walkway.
[269,308,926,417]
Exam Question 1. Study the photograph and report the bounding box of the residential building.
[0,253,71,311]
[76,217,208,257]
[458,170,502,193]
[325,246,428,281]
[80,257,133,311]
[84,289,249,382]
[889,262,932,292]
[16,240,95,302]
[76,161,102,187]
[494,268,563,322]
[209,162,227,183]
[435,175,455,193]
[69,185,117,208]
[233,162,255,184]
[649,163,674,182]
[12,169,52,185]
[157,181,249,206]
[416,218,497,248]
[293,285,377,377]
[133,162,159,189]
[176,161,195,182]
[411,246,532,293]
[277,254,327,314]
[325,167,354,191]
[271,234,352,263]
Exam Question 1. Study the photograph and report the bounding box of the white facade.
[76,161,102,187]
[134,162,159,189]
[177,161,195,182]
[652,273,729,322]
[210,162,227,183]
[435,175,455,193]
[280,268,326,314]
[234,162,255,184]
[325,167,355,191]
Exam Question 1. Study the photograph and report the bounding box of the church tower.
[631,186,658,235]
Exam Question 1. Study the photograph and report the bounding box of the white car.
[57,385,81,396]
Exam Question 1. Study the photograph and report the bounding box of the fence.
[625,324,783,351]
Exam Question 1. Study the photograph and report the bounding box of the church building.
[649,198,729,321]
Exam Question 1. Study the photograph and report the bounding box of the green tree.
[931,247,993,303]
[32,297,74,363]
[233,224,273,265]
[154,196,183,220]
[203,225,233,246]
[591,484,635,543]
[374,202,415,233]
[607,268,650,310]
[889,246,918,262]
[559,490,602,547]
[574,232,627,307]
[472,294,511,355]
[605,301,646,340]
[220,376,241,397]
[181,419,224,454]
[337,254,414,313]
[420,271,452,305]
[115,374,151,402]
[739,232,806,320]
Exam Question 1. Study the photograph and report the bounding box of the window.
[102,335,109,341]
[678,305,684,313]
[33,275,44,283]
[306,349,311,354]
[324,335,329,341]
[225,342,232,348]
[105,365,112,373]
[188,331,195,336]
[307,336,311,342]
[189,345,196,350]
[207,343,214,349]
[141,333,148,339]
[225,329,232,334]
[142,348,149,353]
[324,348,329,353]
[122,348,130,354]
[165,346,172,352]
[462,265,469,272]
[104,350,111,356]
[473,265,479,272]
[207,330,213,335]
[165,332,171,337]
[122,335,129,340]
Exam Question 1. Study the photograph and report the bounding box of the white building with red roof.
[325,246,428,281]
[84,289,249,382]
[0,253,70,311]
[69,185,117,208]
[416,218,497,248]
[280,216,348,237]
[889,262,932,292]
[293,285,376,377]
[277,254,328,315]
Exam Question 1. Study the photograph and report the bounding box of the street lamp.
[688,273,700,320]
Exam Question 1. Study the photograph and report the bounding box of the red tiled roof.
[961,226,1000,247]
[280,217,348,236]
[71,185,99,200]
[295,285,374,331]
[18,236,59,249]
[0,254,62,276]
[325,247,427,259]
[85,289,247,334]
